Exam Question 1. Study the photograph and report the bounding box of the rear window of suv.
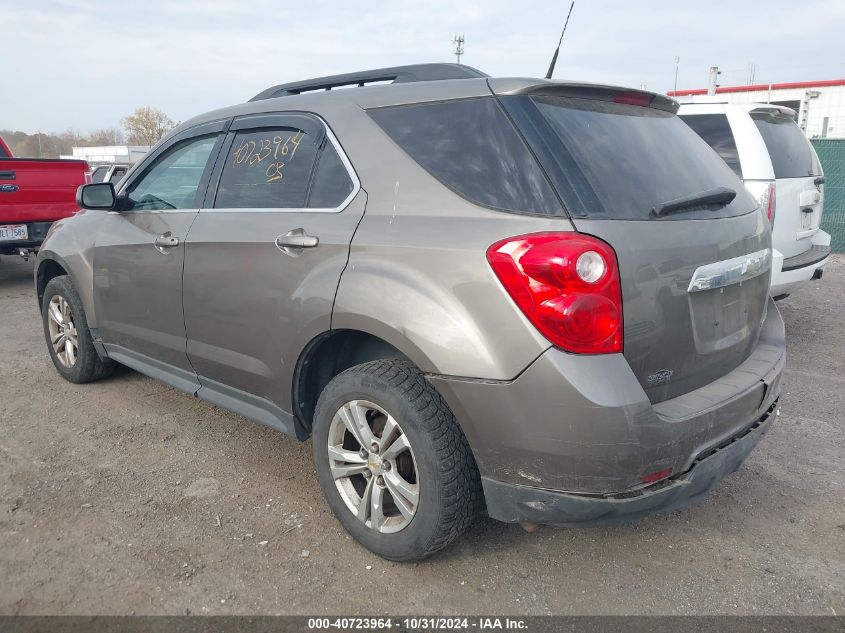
[369,97,562,215]
[503,95,757,221]
[679,113,742,177]
[750,110,821,178]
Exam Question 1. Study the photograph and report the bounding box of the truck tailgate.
[0,159,89,223]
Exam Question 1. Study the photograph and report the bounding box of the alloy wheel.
[47,295,78,368]
[327,399,420,533]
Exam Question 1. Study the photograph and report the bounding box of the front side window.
[214,127,320,209]
[125,135,219,211]
[751,110,821,178]
[680,113,742,177]
[369,97,562,215]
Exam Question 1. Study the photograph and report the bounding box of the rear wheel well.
[293,330,410,437]
[36,259,68,308]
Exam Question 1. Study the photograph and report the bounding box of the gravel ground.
[0,253,842,616]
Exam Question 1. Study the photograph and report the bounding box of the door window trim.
[200,112,360,214]
[115,118,231,213]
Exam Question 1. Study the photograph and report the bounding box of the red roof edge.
[668,78,845,97]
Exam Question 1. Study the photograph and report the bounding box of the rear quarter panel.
[328,104,570,380]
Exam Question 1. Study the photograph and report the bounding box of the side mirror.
[76,182,116,210]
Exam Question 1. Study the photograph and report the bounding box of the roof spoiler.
[491,80,680,114]
[750,105,797,118]
[250,63,489,102]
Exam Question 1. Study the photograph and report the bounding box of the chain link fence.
[812,138,845,253]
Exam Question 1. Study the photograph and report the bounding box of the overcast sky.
[3,0,844,133]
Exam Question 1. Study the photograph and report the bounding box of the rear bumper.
[429,298,785,523]
[770,231,831,297]
[0,221,53,253]
[482,399,778,526]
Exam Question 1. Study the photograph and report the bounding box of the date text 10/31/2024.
[230,130,305,184]
[307,617,528,630]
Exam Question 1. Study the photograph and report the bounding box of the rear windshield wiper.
[651,186,736,218]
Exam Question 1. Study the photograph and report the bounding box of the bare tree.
[121,106,176,146]
[85,127,126,146]
[56,128,85,155]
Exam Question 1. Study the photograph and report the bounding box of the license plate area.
[0,224,28,241]
[688,275,768,355]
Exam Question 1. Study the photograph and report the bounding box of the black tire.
[312,359,481,561]
[41,275,114,383]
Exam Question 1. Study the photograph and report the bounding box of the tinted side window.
[110,167,128,183]
[126,135,219,211]
[679,114,742,177]
[0,145,8,159]
[751,111,821,178]
[369,97,562,215]
[308,143,354,208]
[215,128,319,209]
[91,166,108,183]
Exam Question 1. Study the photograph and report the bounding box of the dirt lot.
[0,253,843,616]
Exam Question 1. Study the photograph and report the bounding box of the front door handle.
[154,234,179,249]
[275,228,319,255]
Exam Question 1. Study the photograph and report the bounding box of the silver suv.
[36,64,785,560]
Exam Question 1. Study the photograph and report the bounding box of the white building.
[60,145,150,165]
[669,79,845,139]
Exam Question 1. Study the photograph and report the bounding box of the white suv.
[679,102,830,298]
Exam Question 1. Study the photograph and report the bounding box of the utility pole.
[707,66,721,96]
[673,56,680,94]
[37,131,42,158]
[452,34,465,64]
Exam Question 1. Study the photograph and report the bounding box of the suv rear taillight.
[486,232,623,354]
[84,171,93,184]
[745,180,776,225]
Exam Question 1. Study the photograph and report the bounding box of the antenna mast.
[452,34,465,64]
[673,55,680,93]
[545,2,575,79]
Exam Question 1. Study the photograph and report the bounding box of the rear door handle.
[154,234,180,249]
[275,228,319,254]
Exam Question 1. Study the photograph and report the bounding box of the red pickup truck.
[0,135,91,256]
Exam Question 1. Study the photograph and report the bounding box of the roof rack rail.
[249,63,488,101]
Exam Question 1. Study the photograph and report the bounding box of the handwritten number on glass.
[231,131,305,183]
